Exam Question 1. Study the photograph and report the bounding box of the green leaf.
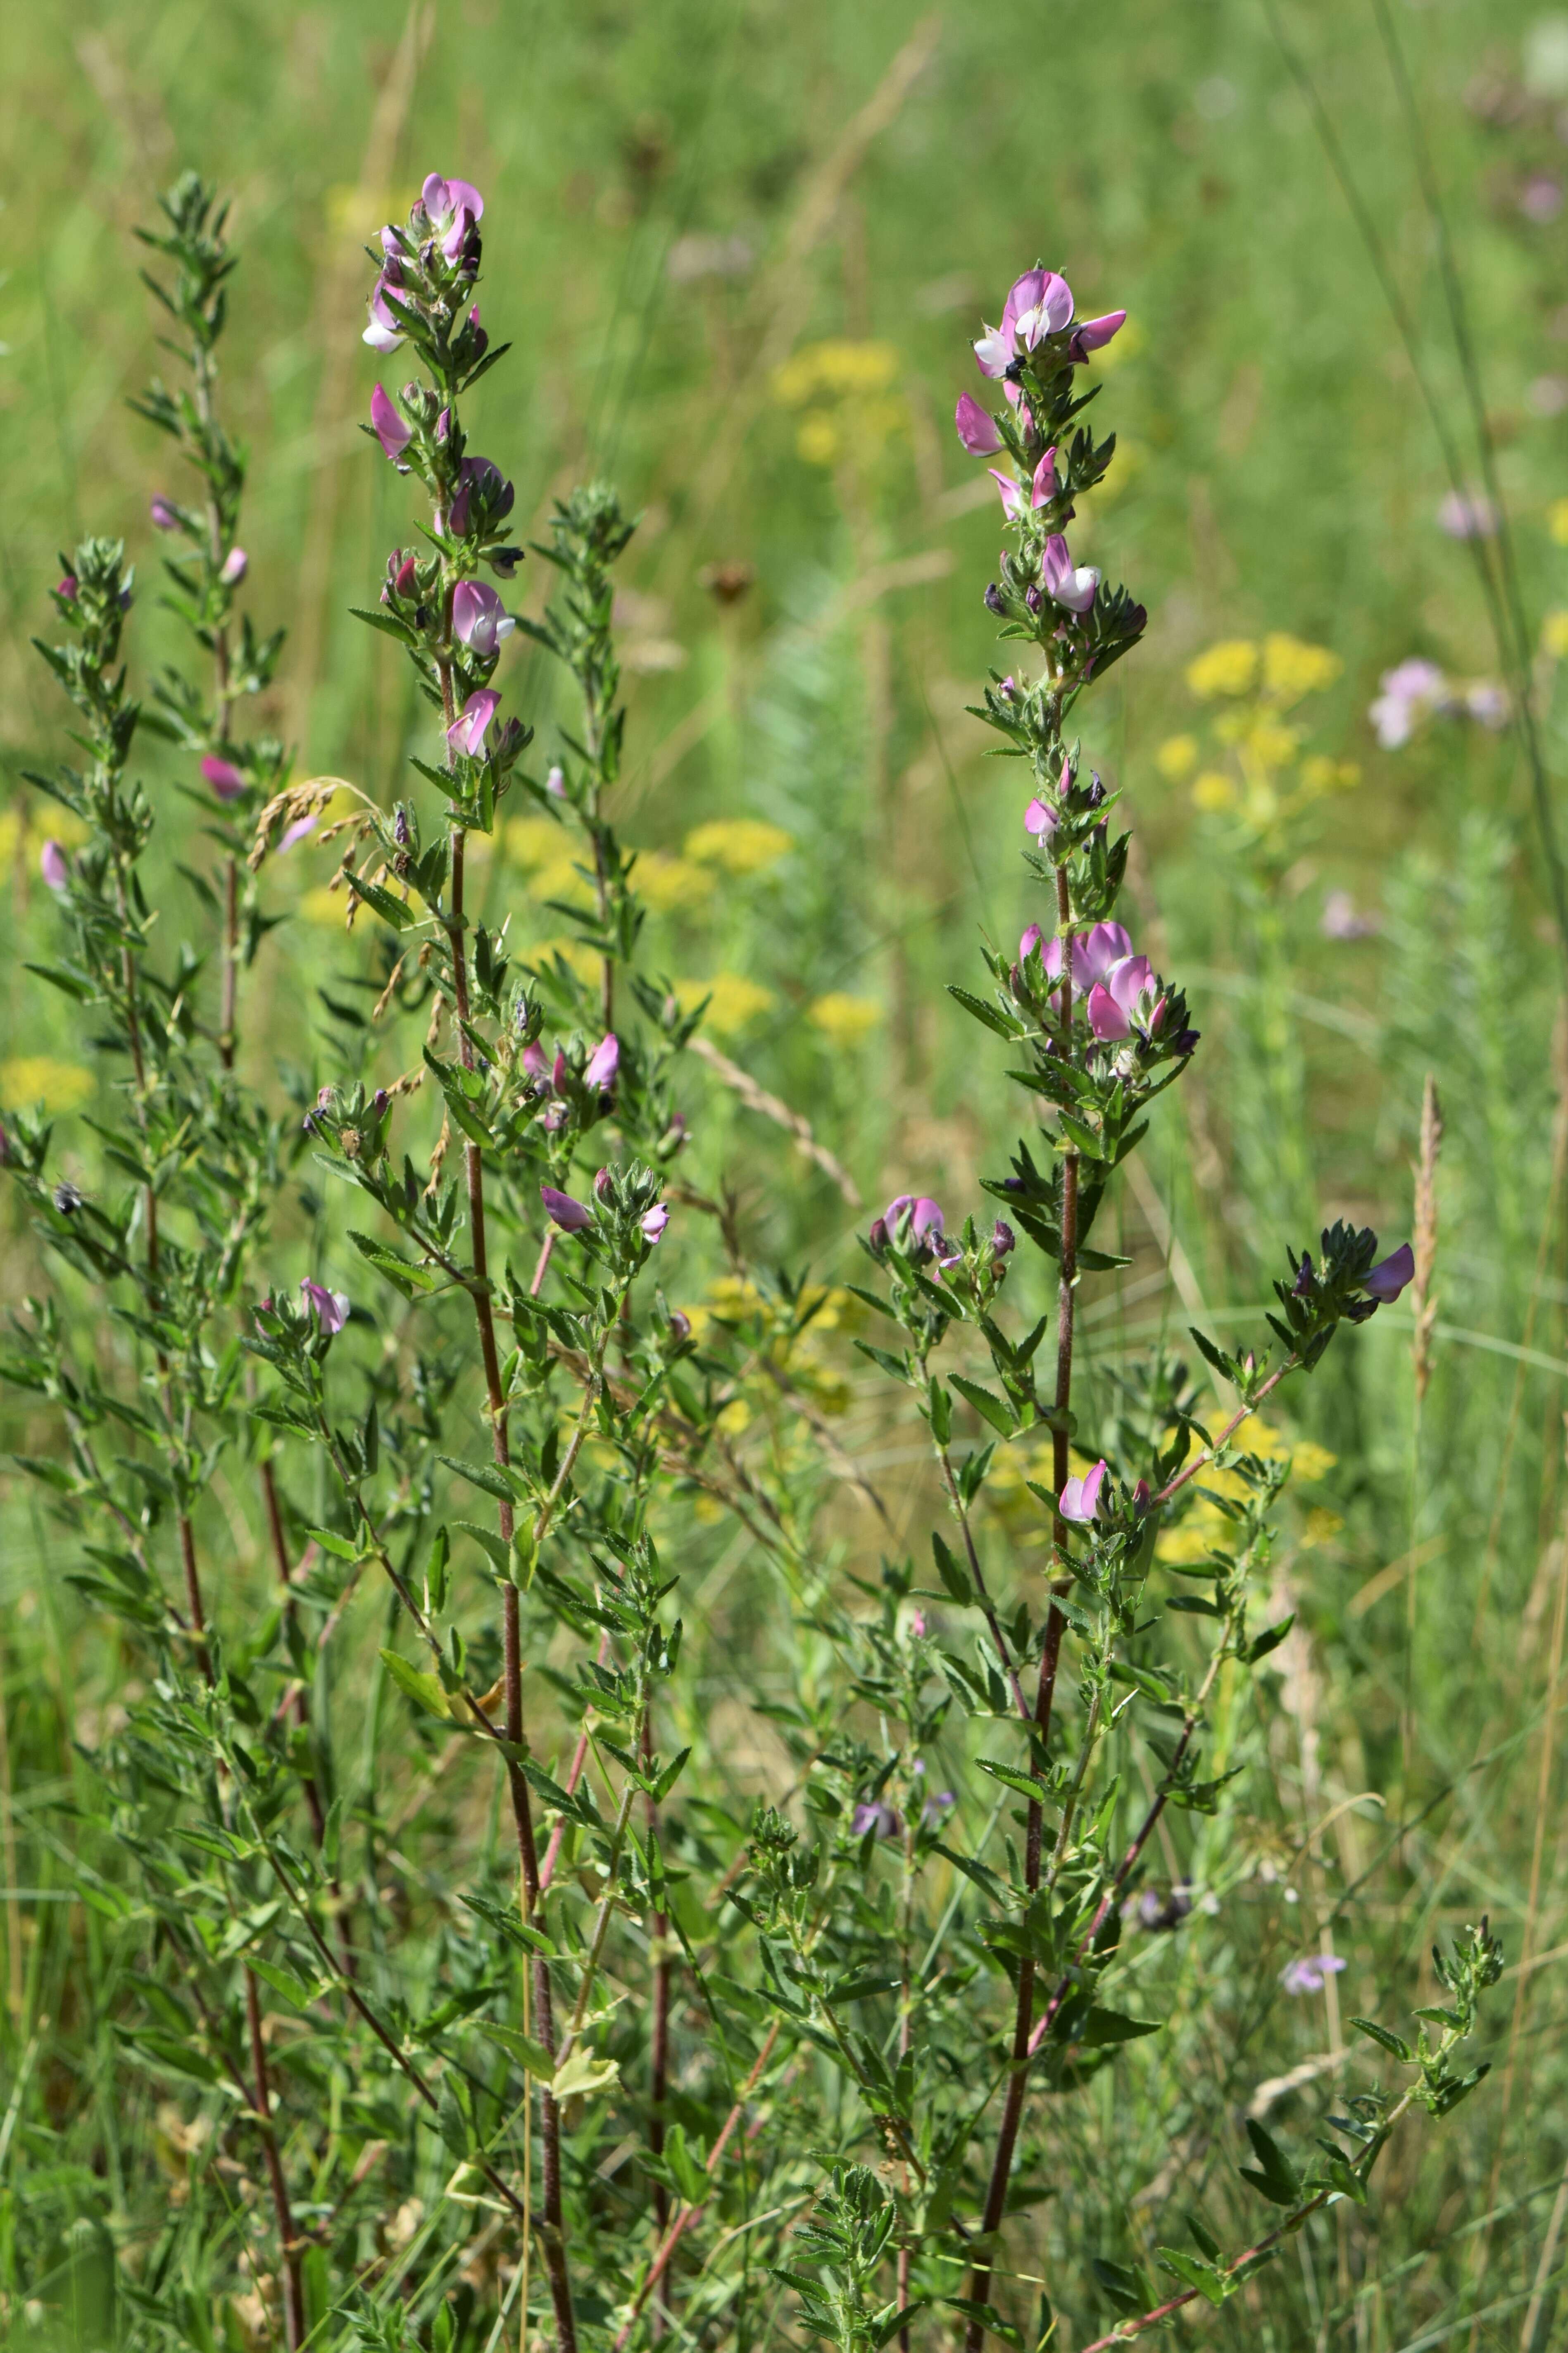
[931,1529,973,1606]
[1156,2248,1231,2305]
[352,876,414,931]
[348,1229,438,1294]
[977,1757,1045,1803]
[305,1525,362,1562]
[379,1648,451,1721]
[946,984,1020,1041]
[1248,1614,1294,1662]
[481,2022,555,2079]
[1349,2016,1412,2063]
[439,1453,516,1503]
[1239,2117,1302,2207]
[250,1960,319,2011]
[950,1374,1016,1436]
[1082,2008,1161,2046]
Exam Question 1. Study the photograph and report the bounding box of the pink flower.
[521,1040,549,1082]
[370,383,412,462]
[221,548,248,586]
[884,1193,945,1248]
[447,689,500,757]
[1362,1243,1414,1303]
[363,277,407,354]
[1059,1459,1107,1524]
[1025,797,1059,839]
[584,1033,619,1092]
[1070,310,1126,362]
[1321,890,1376,941]
[1044,921,1134,998]
[1368,657,1449,749]
[1281,1953,1347,1995]
[988,445,1058,520]
[540,1185,593,1232]
[421,172,485,260]
[452,579,516,656]
[278,813,319,851]
[1042,533,1099,613]
[1086,954,1154,1041]
[301,1278,350,1335]
[641,1203,669,1244]
[545,764,566,798]
[201,755,247,802]
[1437,489,1497,540]
[40,839,69,891]
[1020,922,1045,962]
[150,496,179,531]
[954,393,1003,454]
[973,267,1074,377]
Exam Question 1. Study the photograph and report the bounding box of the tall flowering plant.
[0,178,1504,2353]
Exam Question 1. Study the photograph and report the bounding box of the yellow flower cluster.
[1163,632,1356,852]
[1,1056,94,1113]
[672,973,776,1036]
[636,852,716,912]
[683,819,794,874]
[807,992,881,1047]
[1155,1416,1337,1565]
[771,339,907,469]
[0,802,89,865]
[676,1275,860,1419]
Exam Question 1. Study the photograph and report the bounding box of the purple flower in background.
[447,688,500,757]
[1070,309,1126,362]
[1321,890,1377,941]
[451,579,516,656]
[955,392,1003,454]
[201,755,247,802]
[56,575,78,601]
[921,1788,956,1829]
[1368,658,1449,749]
[1437,488,1498,540]
[852,1799,900,1840]
[1362,1242,1415,1303]
[1059,1458,1107,1524]
[278,812,318,851]
[584,1033,619,1091]
[1520,172,1564,224]
[421,172,485,260]
[1041,533,1099,613]
[1465,682,1509,730]
[641,1203,669,1244]
[40,839,69,891]
[221,548,248,586]
[370,383,412,461]
[1281,1953,1347,1995]
[668,1309,692,1342]
[150,495,179,531]
[540,1185,593,1232]
[301,1278,350,1335]
[363,276,407,354]
[521,1039,549,1082]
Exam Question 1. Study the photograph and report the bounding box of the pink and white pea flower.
[583,1033,619,1092]
[1041,533,1100,614]
[420,173,484,261]
[1025,796,1059,841]
[1059,1458,1107,1524]
[988,445,1059,519]
[370,384,412,462]
[1042,921,1134,998]
[955,393,1003,454]
[446,689,500,757]
[451,579,516,657]
[40,839,70,891]
[301,1278,350,1336]
[641,1203,669,1244]
[1070,310,1127,362]
[363,278,407,353]
[1086,953,1155,1041]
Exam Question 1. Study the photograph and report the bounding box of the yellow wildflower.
[525,855,594,909]
[1192,772,1239,814]
[1244,719,1301,769]
[1299,755,1360,795]
[684,819,794,874]
[1301,1507,1345,1548]
[301,885,346,926]
[797,414,840,465]
[772,341,900,406]
[504,815,564,871]
[1187,640,1258,699]
[1261,633,1341,703]
[0,1057,93,1113]
[808,993,881,1047]
[636,852,716,913]
[1550,498,1568,547]
[529,936,602,984]
[673,974,776,1037]
[1544,609,1568,659]
[716,1398,752,1436]
[1287,1439,1337,1482]
[1156,735,1199,782]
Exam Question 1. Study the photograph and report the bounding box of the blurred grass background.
[7,0,1568,2345]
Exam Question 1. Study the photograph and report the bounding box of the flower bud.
[220,547,248,586]
[593,1165,614,1202]
[984,583,1005,616]
[991,1218,1016,1259]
